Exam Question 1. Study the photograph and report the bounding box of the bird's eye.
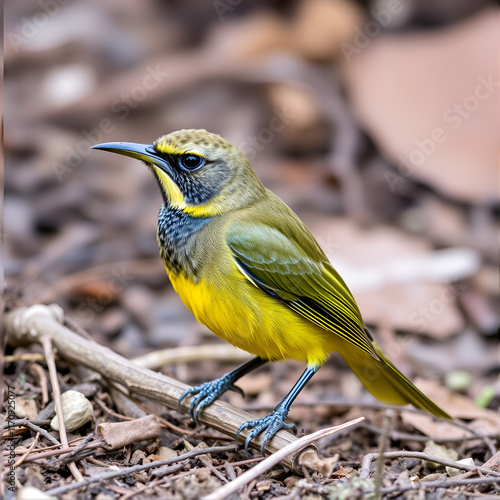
[179,154,205,171]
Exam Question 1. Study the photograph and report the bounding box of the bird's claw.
[178,377,245,425]
[236,406,296,456]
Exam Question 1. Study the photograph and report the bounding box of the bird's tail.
[338,340,451,419]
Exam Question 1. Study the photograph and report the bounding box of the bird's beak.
[91,142,170,172]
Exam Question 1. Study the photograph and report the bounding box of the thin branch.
[40,335,84,482]
[373,410,393,500]
[16,442,101,464]
[44,444,239,497]
[28,362,49,407]
[132,344,251,370]
[3,419,60,446]
[14,432,40,468]
[358,421,499,444]
[375,476,500,496]
[360,450,500,480]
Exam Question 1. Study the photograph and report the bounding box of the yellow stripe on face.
[183,200,223,217]
[153,166,223,217]
[153,167,186,208]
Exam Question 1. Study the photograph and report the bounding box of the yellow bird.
[92,129,450,454]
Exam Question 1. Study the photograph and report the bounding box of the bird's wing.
[227,222,377,359]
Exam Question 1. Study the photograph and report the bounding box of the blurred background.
[4,0,499,416]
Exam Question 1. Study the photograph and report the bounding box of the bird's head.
[92,129,265,217]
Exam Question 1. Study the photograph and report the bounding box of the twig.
[28,361,49,407]
[358,421,499,445]
[16,442,101,464]
[203,418,364,500]
[56,433,95,463]
[374,476,500,496]
[360,451,500,480]
[44,444,238,497]
[14,432,40,467]
[132,344,251,370]
[2,419,60,446]
[94,396,135,421]
[4,353,47,363]
[40,335,84,482]
[373,410,393,500]
[447,418,498,457]
[4,305,322,472]
[199,455,229,484]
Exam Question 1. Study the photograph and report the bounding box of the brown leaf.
[343,9,498,203]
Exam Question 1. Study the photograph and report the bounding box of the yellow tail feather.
[338,342,451,419]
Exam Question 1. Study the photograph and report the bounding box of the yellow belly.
[168,268,337,366]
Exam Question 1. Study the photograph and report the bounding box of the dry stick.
[4,353,47,363]
[17,442,101,464]
[5,305,322,473]
[376,476,500,496]
[28,362,49,407]
[44,444,238,497]
[132,344,251,370]
[14,432,40,468]
[199,455,230,484]
[203,418,364,500]
[3,419,60,447]
[40,336,83,482]
[358,421,499,445]
[360,451,500,480]
[56,433,95,464]
[373,410,393,500]
[5,437,80,458]
[448,418,498,457]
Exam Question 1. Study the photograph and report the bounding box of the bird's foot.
[178,376,245,425]
[236,405,297,456]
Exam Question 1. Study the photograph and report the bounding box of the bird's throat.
[156,205,212,277]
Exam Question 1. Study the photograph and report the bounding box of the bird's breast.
[167,257,335,366]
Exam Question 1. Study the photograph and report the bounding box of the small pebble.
[446,457,475,477]
[423,440,459,470]
[50,390,93,432]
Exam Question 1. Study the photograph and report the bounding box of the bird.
[92,129,451,455]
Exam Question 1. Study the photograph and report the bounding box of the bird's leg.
[236,365,319,456]
[179,356,267,424]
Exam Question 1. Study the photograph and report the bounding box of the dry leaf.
[343,9,498,203]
